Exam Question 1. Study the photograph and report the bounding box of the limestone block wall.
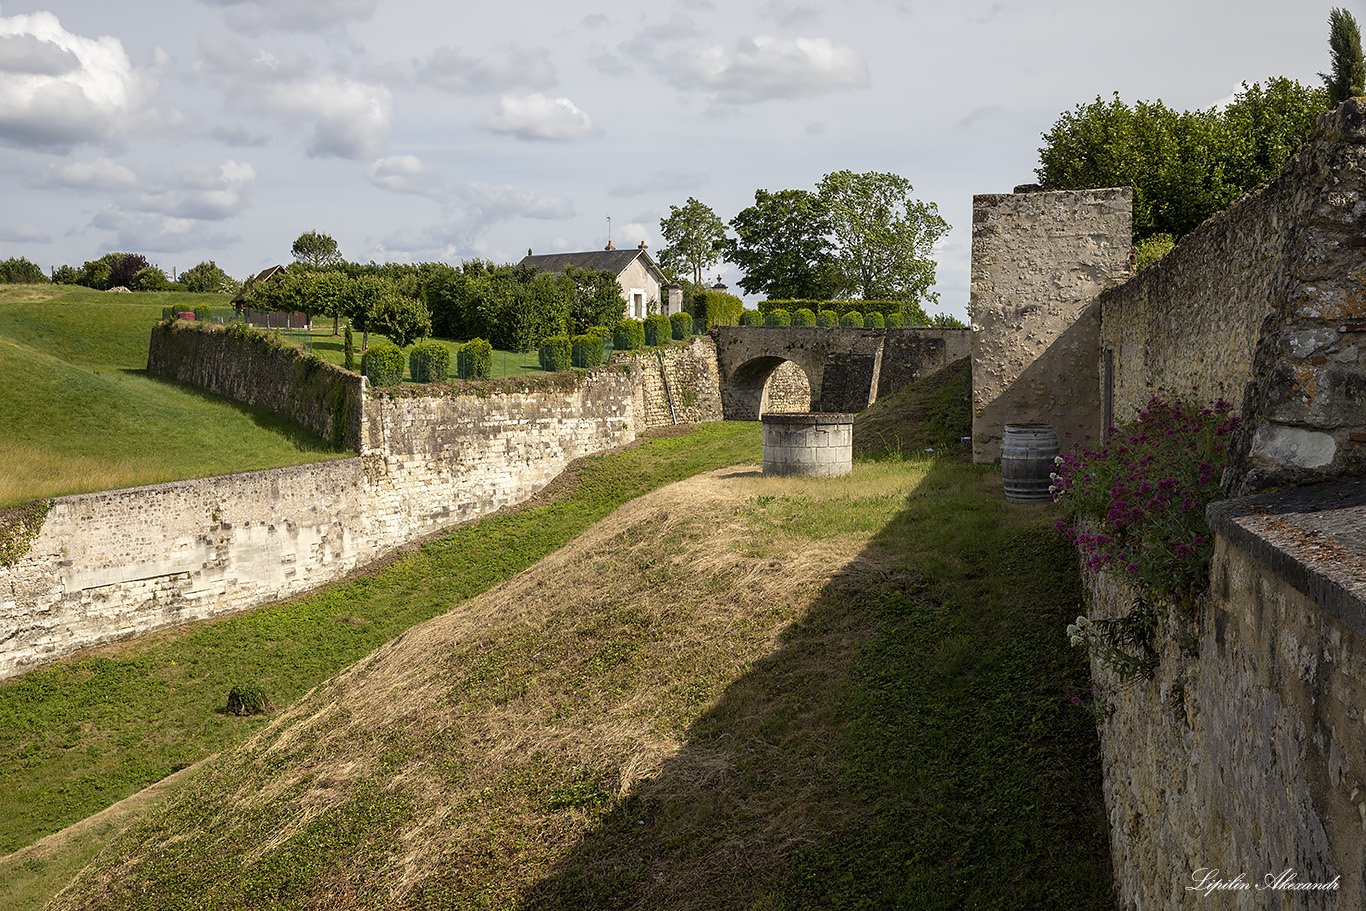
[616,335,724,428]
[147,322,363,451]
[763,361,813,413]
[1087,478,1366,909]
[970,188,1133,462]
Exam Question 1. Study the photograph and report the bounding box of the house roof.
[231,264,286,305]
[517,248,668,285]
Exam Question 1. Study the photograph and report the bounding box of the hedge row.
[759,299,929,326]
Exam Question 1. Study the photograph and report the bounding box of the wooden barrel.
[1002,423,1059,502]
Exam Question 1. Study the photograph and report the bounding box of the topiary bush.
[612,319,645,351]
[764,308,791,327]
[885,313,903,328]
[740,309,763,326]
[644,314,672,346]
[409,340,450,383]
[670,311,693,339]
[362,342,405,386]
[455,338,492,378]
[817,309,838,328]
[539,335,572,371]
[840,311,864,328]
[865,311,885,328]
[691,289,744,327]
[226,684,273,716]
[571,333,604,368]
[792,308,817,326]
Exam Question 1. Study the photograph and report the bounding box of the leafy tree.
[50,264,79,284]
[561,265,624,332]
[291,230,341,268]
[815,170,949,304]
[130,266,173,291]
[726,189,841,300]
[1323,7,1365,106]
[107,253,150,290]
[1037,80,1328,243]
[0,256,47,283]
[658,197,726,286]
[179,260,235,294]
[370,289,432,348]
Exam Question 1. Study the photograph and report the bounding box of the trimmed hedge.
[793,308,817,326]
[817,310,838,328]
[362,342,405,387]
[865,311,885,328]
[885,313,903,328]
[670,311,693,339]
[764,308,791,327]
[458,338,493,379]
[691,289,744,328]
[538,335,572,371]
[840,311,864,328]
[613,319,645,351]
[409,340,450,383]
[740,309,763,326]
[571,333,604,368]
[644,314,672,347]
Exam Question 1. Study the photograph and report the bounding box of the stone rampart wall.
[0,333,722,679]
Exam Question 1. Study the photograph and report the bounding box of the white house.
[517,243,680,319]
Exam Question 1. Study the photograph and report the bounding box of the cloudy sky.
[0,0,1336,320]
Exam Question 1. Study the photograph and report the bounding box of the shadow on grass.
[508,457,1115,911]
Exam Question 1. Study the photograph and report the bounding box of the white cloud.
[90,207,239,253]
[609,170,708,198]
[666,36,869,103]
[416,45,556,94]
[484,93,598,142]
[262,74,392,159]
[0,223,51,243]
[29,157,138,190]
[365,155,443,197]
[0,11,153,150]
[210,124,270,146]
[138,161,256,220]
[454,182,576,220]
[200,0,378,33]
[761,1,821,27]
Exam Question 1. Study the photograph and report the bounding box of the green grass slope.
[0,285,346,507]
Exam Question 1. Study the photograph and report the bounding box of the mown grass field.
[0,285,347,507]
[2,361,1115,910]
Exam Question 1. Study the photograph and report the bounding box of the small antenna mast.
[607,215,612,248]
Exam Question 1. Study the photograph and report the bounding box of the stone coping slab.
[760,412,857,424]
[1207,476,1366,639]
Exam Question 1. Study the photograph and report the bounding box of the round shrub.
[538,335,572,371]
[817,309,838,328]
[644,313,673,346]
[587,325,610,339]
[792,308,817,326]
[362,342,405,387]
[613,319,645,351]
[226,684,272,716]
[571,333,604,368]
[670,311,693,340]
[764,308,791,327]
[409,340,450,383]
[865,311,885,328]
[840,311,864,328]
[885,313,903,328]
[740,309,763,326]
[458,338,493,379]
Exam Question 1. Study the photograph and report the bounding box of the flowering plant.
[1053,395,1239,678]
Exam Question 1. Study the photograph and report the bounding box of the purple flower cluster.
[1052,395,1238,602]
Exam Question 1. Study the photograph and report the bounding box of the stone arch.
[762,360,814,414]
[725,355,821,420]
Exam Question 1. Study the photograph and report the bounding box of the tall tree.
[726,189,841,300]
[291,230,341,269]
[1323,7,1365,106]
[815,170,949,304]
[657,197,726,286]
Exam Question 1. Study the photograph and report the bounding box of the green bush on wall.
[409,341,450,383]
[644,314,673,346]
[885,313,903,328]
[538,335,572,371]
[670,311,693,339]
[691,289,744,328]
[571,333,604,368]
[817,310,838,328]
[840,311,864,328]
[362,342,405,387]
[613,319,645,351]
[865,311,885,328]
[740,309,763,326]
[458,338,493,379]
[764,308,791,327]
[793,308,817,326]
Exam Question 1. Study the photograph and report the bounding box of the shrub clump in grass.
[225,684,273,716]
[817,310,838,328]
[458,338,493,379]
[612,319,645,351]
[539,335,572,371]
[669,311,693,340]
[571,333,604,368]
[409,341,450,383]
[764,308,791,327]
[793,308,817,327]
[362,342,405,387]
[840,311,864,328]
[644,314,672,347]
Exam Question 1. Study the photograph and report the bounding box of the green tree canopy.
[726,189,841,300]
[0,256,47,284]
[179,260,235,294]
[815,169,949,305]
[291,230,341,268]
[1036,79,1328,243]
[1323,7,1365,105]
[658,197,726,286]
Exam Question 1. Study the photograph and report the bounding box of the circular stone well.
[762,412,855,477]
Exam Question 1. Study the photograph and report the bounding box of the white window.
[632,291,644,318]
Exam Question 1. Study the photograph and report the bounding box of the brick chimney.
[638,241,647,250]
[604,241,615,250]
